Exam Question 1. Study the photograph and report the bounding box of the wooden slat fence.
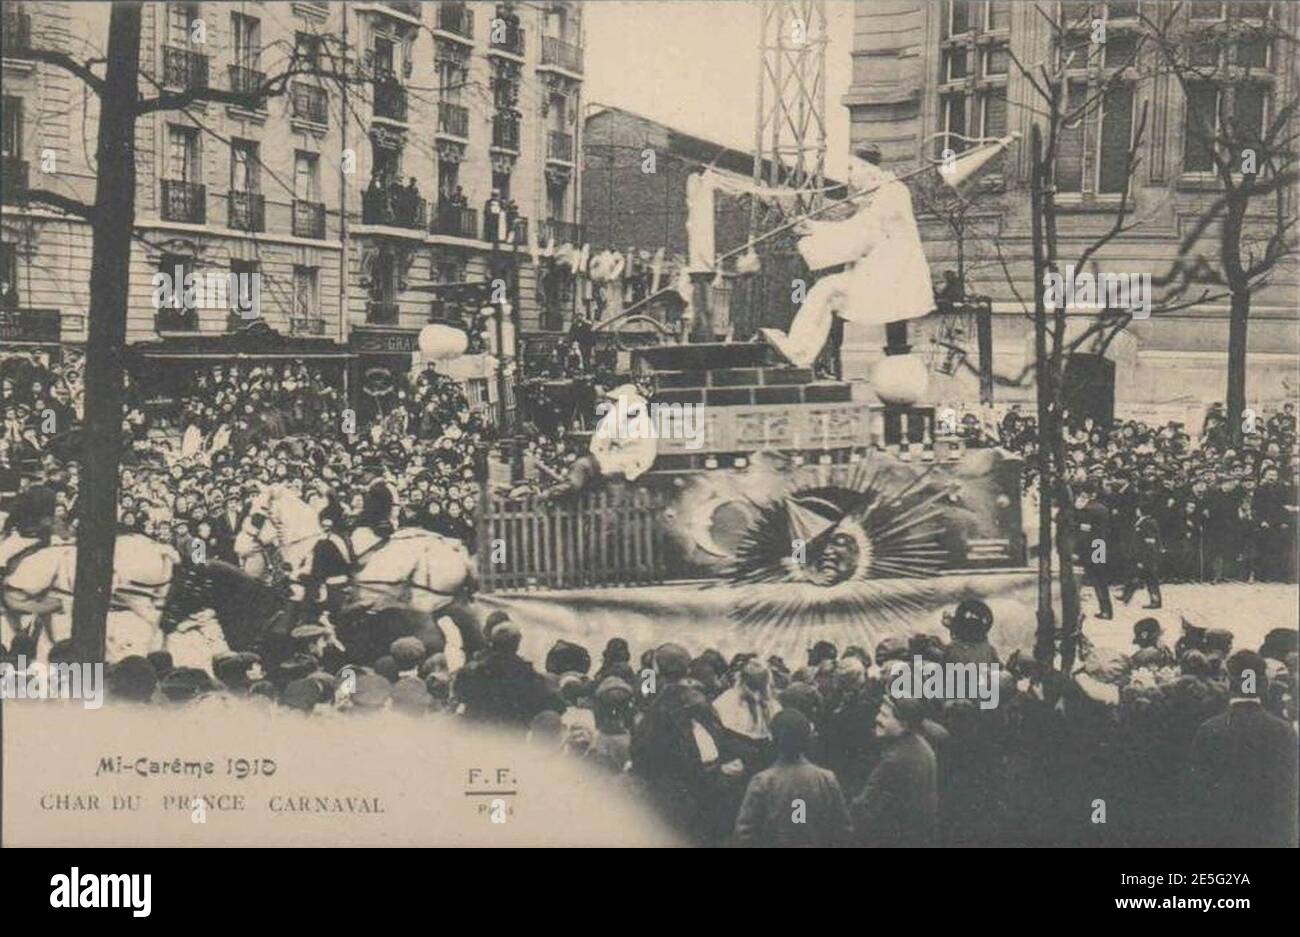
[476,483,670,591]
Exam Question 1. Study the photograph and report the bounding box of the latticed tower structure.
[750,0,829,217]
[735,0,829,341]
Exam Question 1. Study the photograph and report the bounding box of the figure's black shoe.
[1143,602,1162,610]
[1096,612,1113,620]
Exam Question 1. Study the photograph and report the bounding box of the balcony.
[2,9,31,56]
[366,300,400,325]
[227,63,265,98]
[362,181,427,229]
[489,21,525,57]
[436,2,473,40]
[432,203,477,239]
[163,46,209,91]
[293,199,326,239]
[486,212,528,244]
[1,157,29,201]
[373,77,408,122]
[491,113,520,151]
[161,180,206,224]
[547,130,574,163]
[289,315,328,335]
[384,1,423,17]
[291,82,329,125]
[437,100,469,138]
[540,36,583,74]
[156,307,200,332]
[541,219,584,245]
[227,190,265,232]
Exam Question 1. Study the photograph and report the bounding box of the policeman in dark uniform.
[1074,485,1114,619]
[1120,501,1163,608]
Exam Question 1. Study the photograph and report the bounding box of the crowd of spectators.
[56,601,1299,849]
[956,402,1299,583]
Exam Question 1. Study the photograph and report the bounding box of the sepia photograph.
[0,0,1296,882]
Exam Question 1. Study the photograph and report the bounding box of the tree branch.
[18,47,106,95]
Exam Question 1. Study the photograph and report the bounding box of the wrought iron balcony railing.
[156,307,200,332]
[540,218,584,245]
[438,100,469,137]
[373,77,408,121]
[291,82,329,124]
[362,184,427,229]
[227,190,265,232]
[293,199,326,239]
[366,300,400,324]
[540,36,582,73]
[160,180,206,224]
[547,130,574,162]
[436,2,473,39]
[227,63,265,98]
[492,113,520,150]
[432,203,478,239]
[163,45,210,90]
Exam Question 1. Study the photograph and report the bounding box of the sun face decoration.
[718,457,957,645]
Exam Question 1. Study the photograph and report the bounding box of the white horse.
[243,485,482,664]
[1,532,229,669]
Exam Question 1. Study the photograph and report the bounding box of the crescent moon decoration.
[721,455,955,655]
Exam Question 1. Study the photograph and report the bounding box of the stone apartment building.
[843,0,1299,423]
[0,0,585,408]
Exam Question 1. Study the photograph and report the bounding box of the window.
[230,259,259,318]
[373,37,395,77]
[492,169,511,202]
[231,13,260,68]
[371,248,397,302]
[546,178,567,220]
[938,93,968,157]
[1183,84,1219,172]
[167,125,199,181]
[438,159,460,203]
[373,142,401,183]
[295,151,319,201]
[1,96,21,160]
[1183,83,1270,173]
[1056,82,1089,192]
[293,266,318,317]
[1053,7,1137,197]
[169,2,200,45]
[230,139,258,192]
[986,0,1011,30]
[0,242,18,301]
[1097,84,1134,193]
[937,1,1009,159]
[295,31,322,71]
[157,253,195,310]
[946,0,973,37]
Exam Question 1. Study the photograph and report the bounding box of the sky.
[583,0,857,181]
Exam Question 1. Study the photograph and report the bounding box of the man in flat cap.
[851,694,938,847]
[734,708,853,847]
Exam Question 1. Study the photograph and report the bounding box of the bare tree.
[1143,1,1299,445]
[997,3,1228,669]
[7,3,367,661]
